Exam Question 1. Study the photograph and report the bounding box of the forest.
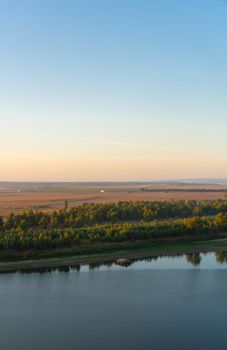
[0,200,226,251]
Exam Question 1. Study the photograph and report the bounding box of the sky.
[1,0,227,181]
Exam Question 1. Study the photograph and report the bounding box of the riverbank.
[1,238,227,273]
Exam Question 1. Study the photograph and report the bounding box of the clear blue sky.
[1,0,227,181]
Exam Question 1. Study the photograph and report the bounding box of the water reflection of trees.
[185,253,202,266]
[89,261,114,270]
[18,264,81,274]
[13,251,227,274]
[216,252,227,264]
[185,251,227,265]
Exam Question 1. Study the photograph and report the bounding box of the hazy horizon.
[1,178,227,184]
[1,0,227,181]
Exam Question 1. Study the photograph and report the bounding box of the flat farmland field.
[0,182,226,216]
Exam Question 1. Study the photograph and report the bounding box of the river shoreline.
[0,239,227,273]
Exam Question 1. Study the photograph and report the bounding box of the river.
[0,252,227,349]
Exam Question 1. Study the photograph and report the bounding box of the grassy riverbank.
[1,236,227,273]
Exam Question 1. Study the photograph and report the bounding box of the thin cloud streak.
[75,137,227,159]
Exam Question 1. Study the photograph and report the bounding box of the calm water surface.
[1,252,227,350]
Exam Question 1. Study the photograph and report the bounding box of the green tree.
[0,216,3,228]
[64,200,68,212]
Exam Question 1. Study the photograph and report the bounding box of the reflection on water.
[185,253,202,266]
[1,253,227,350]
[216,252,227,264]
[6,251,227,274]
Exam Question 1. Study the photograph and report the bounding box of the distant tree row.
[1,199,227,232]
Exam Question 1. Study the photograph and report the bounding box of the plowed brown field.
[0,189,226,216]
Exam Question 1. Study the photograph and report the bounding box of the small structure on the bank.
[115,258,131,267]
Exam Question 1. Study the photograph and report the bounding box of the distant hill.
[179,179,227,185]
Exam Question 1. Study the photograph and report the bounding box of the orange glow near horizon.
[1,150,227,181]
